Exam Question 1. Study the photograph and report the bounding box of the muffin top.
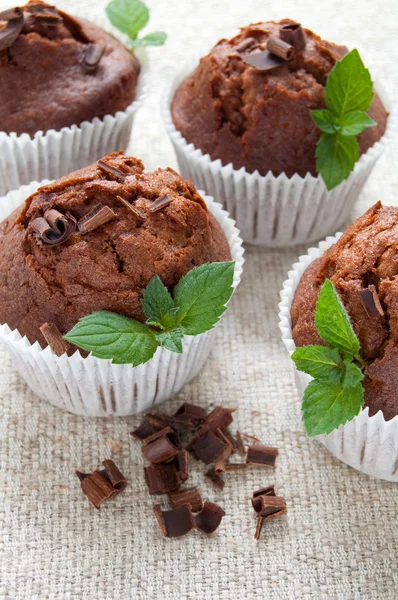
[0,0,140,136]
[291,202,398,420]
[172,19,388,178]
[0,153,231,347]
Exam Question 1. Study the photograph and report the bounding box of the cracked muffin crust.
[291,203,398,420]
[0,0,140,136]
[171,19,388,178]
[0,153,231,347]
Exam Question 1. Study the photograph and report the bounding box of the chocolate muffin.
[0,153,231,347]
[291,202,398,421]
[172,19,388,178]
[0,1,140,136]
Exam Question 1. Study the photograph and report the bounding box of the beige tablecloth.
[0,1,397,598]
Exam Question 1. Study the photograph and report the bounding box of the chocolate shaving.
[153,503,195,538]
[280,22,306,51]
[241,432,261,443]
[142,435,179,464]
[31,210,77,246]
[214,428,233,472]
[81,43,104,73]
[168,487,203,513]
[252,487,287,540]
[224,462,247,471]
[77,204,116,234]
[246,445,279,467]
[242,49,283,73]
[204,467,225,489]
[144,464,180,494]
[267,35,294,61]
[116,195,146,220]
[173,403,208,428]
[40,322,70,357]
[204,407,234,432]
[0,7,24,52]
[359,285,384,318]
[148,194,172,213]
[252,485,276,512]
[76,459,127,509]
[98,160,126,182]
[131,415,169,441]
[194,502,225,534]
[235,431,246,455]
[175,450,189,482]
[188,427,228,464]
[258,495,286,517]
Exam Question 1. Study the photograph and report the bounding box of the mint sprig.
[106,0,167,49]
[311,49,376,190]
[65,262,235,367]
[292,279,365,436]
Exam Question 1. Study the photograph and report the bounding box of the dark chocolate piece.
[142,426,176,446]
[242,49,283,73]
[188,427,228,464]
[267,35,294,61]
[116,195,146,220]
[204,467,225,489]
[252,485,276,512]
[0,7,24,52]
[194,502,225,534]
[246,445,279,467]
[168,487,203,512]
[204,407,234,432]
[279,22,306,51]
[142,435,178,464]
[40,322,70,357]
[31,210,77,246]
[148,194,172,213]
[76,459,127,509]
[153,503,195,538]
[131,415,169,441]
[102,459,128,492]
[173,403,207,428]
[77,204,116,234]
[175,450,189,482]
[81,43,105,73]
[144,464,180,494]
[98,160,126,182]
[214,429,233,472]
[358,286,384,318]
[235,431,246,455]
[258,495,286,518]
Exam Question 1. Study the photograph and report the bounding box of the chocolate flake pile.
[76,459,128,509]
[132,403,285,539]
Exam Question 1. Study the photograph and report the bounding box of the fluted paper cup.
[0,9,148,197]
[163,55,395,247]
[0,181,244,417]
[278,234,398,481]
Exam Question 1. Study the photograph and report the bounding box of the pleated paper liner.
[0,181,244,417]
[163,54,395,247]
[278,233,398,482]
[0,8,148,196]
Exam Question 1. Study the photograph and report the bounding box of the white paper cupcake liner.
[163,55,395,247]
[278,233,398,481]
[0,9,148,197]
[0,181,244,417]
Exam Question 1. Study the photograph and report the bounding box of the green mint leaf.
[128,31,167,47]
[292,345,343,384]
[156,326,185,354]
[173,262,235,335]
[64,311,158,366]
[302,379,364,436]
[311,109,339,134]
[339,110,376,136]
[142,275,177,330]
[325,49,374,115]
[106,0,149,40]
[342,362,364,388]
[316,132,359,190]
[315,280,360,356]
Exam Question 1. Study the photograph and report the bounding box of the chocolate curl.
[131,415,169,441]
[102,459,128,492]
[358,286,384,318]
[173,403,208,428]
[252,485,276,513]
[175,450,189,482]
[148,194,172,213]
[116,195,146,220]
[76,460,128,509]
[31,210,77,246]
[246,445,279,467]
[153,503,195,538]
[142,435,179,464]
[77,204,116,234]
[280,22,306,51]
[188,427,228,464]
[194,502,225,534]
[168,487,203,513]
[204,467,225,490]
[97,160,126,182]
[40,322,70,357]
[203,407,235,432]
[0,7,24,52]
[81,43,104,73]
[242,49,283,73]
[267,35,294,61]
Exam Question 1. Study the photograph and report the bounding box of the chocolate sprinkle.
[280,22,306,52]
[359,285,384,318]
[148,194,172,213]
[153,503,195,538]
[168,487,203,513]
[76,459,127,509]
[0,7,24,52]
[194,501,225,534]
[246,445,279,467]
[98,160,126,182]
[40,322,70,357]
[204,467,225,490]
[242,49,283,73]
[77,204,116,234]
[31,209,77,246]
[81,43,105,73]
